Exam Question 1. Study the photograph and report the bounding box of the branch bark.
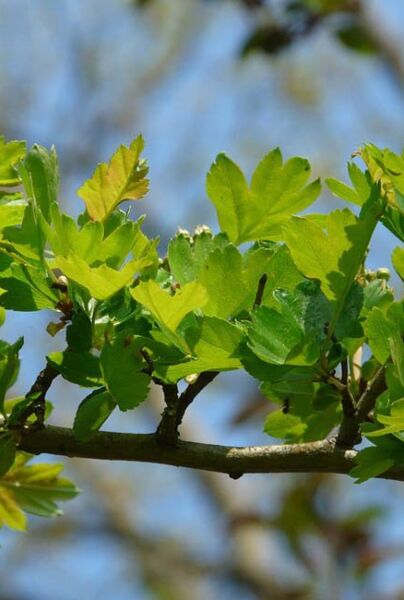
[17,425,404,482]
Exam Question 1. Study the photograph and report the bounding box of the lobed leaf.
[77,136,149,222]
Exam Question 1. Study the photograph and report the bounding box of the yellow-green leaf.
[131,280,207,333]
[0,487,26,530]
[77,136,149,222]
[51,253,152,300]
[0,137,26,187]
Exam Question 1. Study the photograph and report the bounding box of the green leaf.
[0,260,57,311]
[264,410,305,440]
[51,253,152,300]
[1,456,79,521]
[197,245,248,318]
[326,177,362,206]
[0,433,16,476]
[168,230,229,285]
[392,246,404,280]
[159,317,243,381]
[1,204,45,262]
[0,337,23,414]
[206,149,320,245]
[0,137,26,186]
[66,311,93,352]
[0,487,26,530]
[0,198,27,230]
[40,203,104,263]
[47,351,103,387]
[73,388,116,441]
[100,335,150,410]
[20,144,59,222]
[284,196,384,339]
[364,303,404,367]
[131,280,207,333]
[350,446,395,484]
[336,23,379,54]
[248,306,304,365]
[247,282,329,366]
[77,136,149,222]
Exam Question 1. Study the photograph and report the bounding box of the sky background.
[0,1,404,599]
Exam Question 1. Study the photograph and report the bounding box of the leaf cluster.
[0,133,403,529]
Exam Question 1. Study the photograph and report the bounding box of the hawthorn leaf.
[1,457,79,520]
[264,411,305,440]
[160,317,243,381]
[1,204,45,262]
[0,199,27,230]
[197,245,247,318]
[47,351,103,387]
[284,197,384,338]
[0,337,23,413]
[0,487,26,530]
[0,137,26,186]
[20,144,59,222]
[364,303,404,370]
[131,280,207,333]
[77,136,149,222]
[100,335,150,410]
[247,306,304,365]
[0,261,57,311]
[168,230,229,285]
[350,446,395,484]
[40,203,104,263]
[0,433,16,476]
[51,253,152,300]
[73,388,116,441]
[392,246,404,280]
[206,149,320,245]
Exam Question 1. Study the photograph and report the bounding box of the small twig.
[155,383,179,446]
[14,363,60,429]
[340,358,356,418]
[336,366,386,449]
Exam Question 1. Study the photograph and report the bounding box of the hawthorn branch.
[14,363,60,428]
[17,425,404,482]
[336,366,386,449]
[156,372,218,446]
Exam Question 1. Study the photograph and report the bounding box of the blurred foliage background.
[1,1,404,598]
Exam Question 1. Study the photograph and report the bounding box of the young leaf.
[206,149,320,245]
[197,245,248,318]
[0,487,26,530]
[51,253,152,300]
[0,337,23,414]
[159,317,243,381]
[168,230,229,286]
[47,351,103,387]
[40,203,104,263]
[0,137,26,186]
[1,456,79,521]
[20,144,59,223]
[100,335,150,410]
[131,280,207,333]
[284,195,384,339]
[77,136,149,222]
[0,433,16,476]
[73,388,116,441]
[392,246,404,280]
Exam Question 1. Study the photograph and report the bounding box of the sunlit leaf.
[77,136,149,222]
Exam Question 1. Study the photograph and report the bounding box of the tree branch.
[336,366,386,449]
[17,425,404,482]
[14,362,60,428]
